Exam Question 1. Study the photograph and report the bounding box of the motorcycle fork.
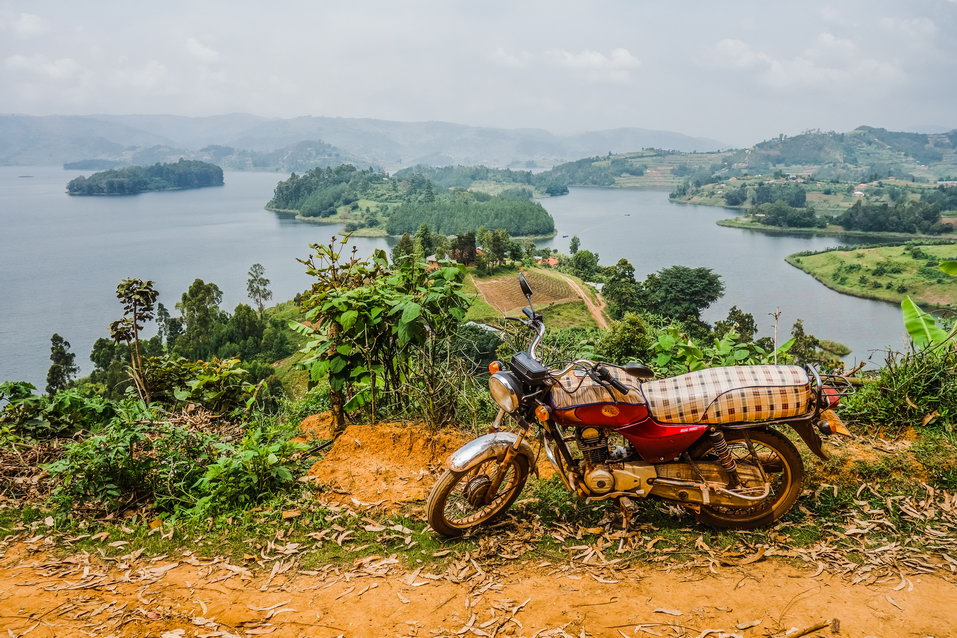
[485,427,528,503]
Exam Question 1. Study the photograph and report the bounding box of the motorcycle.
[427,273,853,536]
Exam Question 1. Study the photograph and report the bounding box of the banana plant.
[900,260,957,349]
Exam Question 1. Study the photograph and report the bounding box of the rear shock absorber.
[708,428,739,487]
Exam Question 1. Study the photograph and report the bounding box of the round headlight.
[489,372,520,413]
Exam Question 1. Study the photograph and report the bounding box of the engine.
[576,427,610,465]
[576,428,652,496]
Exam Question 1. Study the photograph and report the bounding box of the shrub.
[840,348,957,434]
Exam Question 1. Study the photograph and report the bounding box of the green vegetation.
[393,164,568,197]
[267,164,555,237]
[66,159,223,195]
[786,242,957,307]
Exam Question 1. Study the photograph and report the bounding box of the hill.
[0,113,723,169]
[738,126,957,181]
[267,164,555,237]
[537,126,957,191]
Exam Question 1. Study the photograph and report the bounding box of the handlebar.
[595,365,630,395]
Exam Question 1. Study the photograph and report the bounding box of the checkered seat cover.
[550,366,645,409]
[640,365,813,425]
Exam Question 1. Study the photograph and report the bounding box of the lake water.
[0,168,906,388]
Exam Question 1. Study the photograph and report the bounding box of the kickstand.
[617,496,637,531]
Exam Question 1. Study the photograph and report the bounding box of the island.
[66,159,224,196]
[267,164,555,237]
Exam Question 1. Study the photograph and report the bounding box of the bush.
[840,348,957,434]
[47,407,302,516]
[191,423,304,515]
[0,382,117,439]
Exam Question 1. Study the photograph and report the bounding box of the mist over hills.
[0,113,724,170]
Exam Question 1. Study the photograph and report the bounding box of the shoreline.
[67,183,224,197]
[784,253,956,311]
[264,206,556,240]
[716,217,955,242]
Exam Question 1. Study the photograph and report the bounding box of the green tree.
[713,305,758,343]
[392,233,414,263]
[246,263,272,316]
[569,235,581,255]
[596,313,654,364]
[46,333,79,395]
[109,278,159,402]
[639,266,725,323]
[567,249,601,281]
[175,279,223,360]
[603,258,642,318]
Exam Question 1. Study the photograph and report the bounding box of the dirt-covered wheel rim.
[698,429,803,526]
[428,456,528,535]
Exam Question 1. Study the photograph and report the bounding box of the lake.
[0,167,906,388]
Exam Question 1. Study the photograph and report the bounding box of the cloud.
[5,54,79,80]
[13,12,48,38]
[545,47,640,71]
[880,16,937,39]
[491,47,640,84]
[186,37,220,63]
[704,33,903,93]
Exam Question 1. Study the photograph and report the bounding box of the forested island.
[267,164,555,237]
[66,159,224,196]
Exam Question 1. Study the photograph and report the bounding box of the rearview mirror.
[518,272,533,298]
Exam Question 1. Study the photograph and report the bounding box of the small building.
[536,257,560,267]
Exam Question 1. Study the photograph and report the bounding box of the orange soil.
[307,422,468,509]
[2,541,955,638]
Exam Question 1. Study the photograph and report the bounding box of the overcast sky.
[1,0,955,145]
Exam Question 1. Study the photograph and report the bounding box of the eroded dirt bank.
[1,541,955,638]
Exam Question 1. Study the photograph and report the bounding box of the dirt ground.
[3,419,955,637]
[307,422,468,508]
[1,541,954,638]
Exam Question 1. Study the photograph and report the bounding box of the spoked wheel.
[427,455,529,537]
[696,428,804,529]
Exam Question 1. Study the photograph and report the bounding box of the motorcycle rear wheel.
[427,454,529,537]
[696,428,804,529]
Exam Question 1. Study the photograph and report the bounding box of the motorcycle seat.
[641,365,813,425]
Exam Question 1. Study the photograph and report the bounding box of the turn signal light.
[488,361,503,374]
[535,405,551,422]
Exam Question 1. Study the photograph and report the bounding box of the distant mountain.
[740,126,957,180]
[0,115,173,165]
[0,113,724,169]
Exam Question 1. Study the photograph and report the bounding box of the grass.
[785,243,957,307]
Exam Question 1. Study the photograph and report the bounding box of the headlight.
[489,372,520,413]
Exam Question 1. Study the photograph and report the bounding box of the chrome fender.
[447,432,536,473]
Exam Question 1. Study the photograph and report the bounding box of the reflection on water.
[0,173,906,387]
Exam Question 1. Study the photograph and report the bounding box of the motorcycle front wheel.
[696,428,805,529]
[427,454,529,537]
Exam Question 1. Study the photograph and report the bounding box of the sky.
[1,0,955,146]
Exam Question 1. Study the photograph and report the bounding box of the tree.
[597,313,654,364]
[569,236,581,255]
[414,224,435,257]
[449,232,477,265]
[639,266,724,323]
[567,249,601,282]
[46,333,79,395]
[713,305,758,343]
[247,263,272,316]
[109,278,159,402]
[175,279,223,360]
[603,258,642,319]
[392,233,414,263]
